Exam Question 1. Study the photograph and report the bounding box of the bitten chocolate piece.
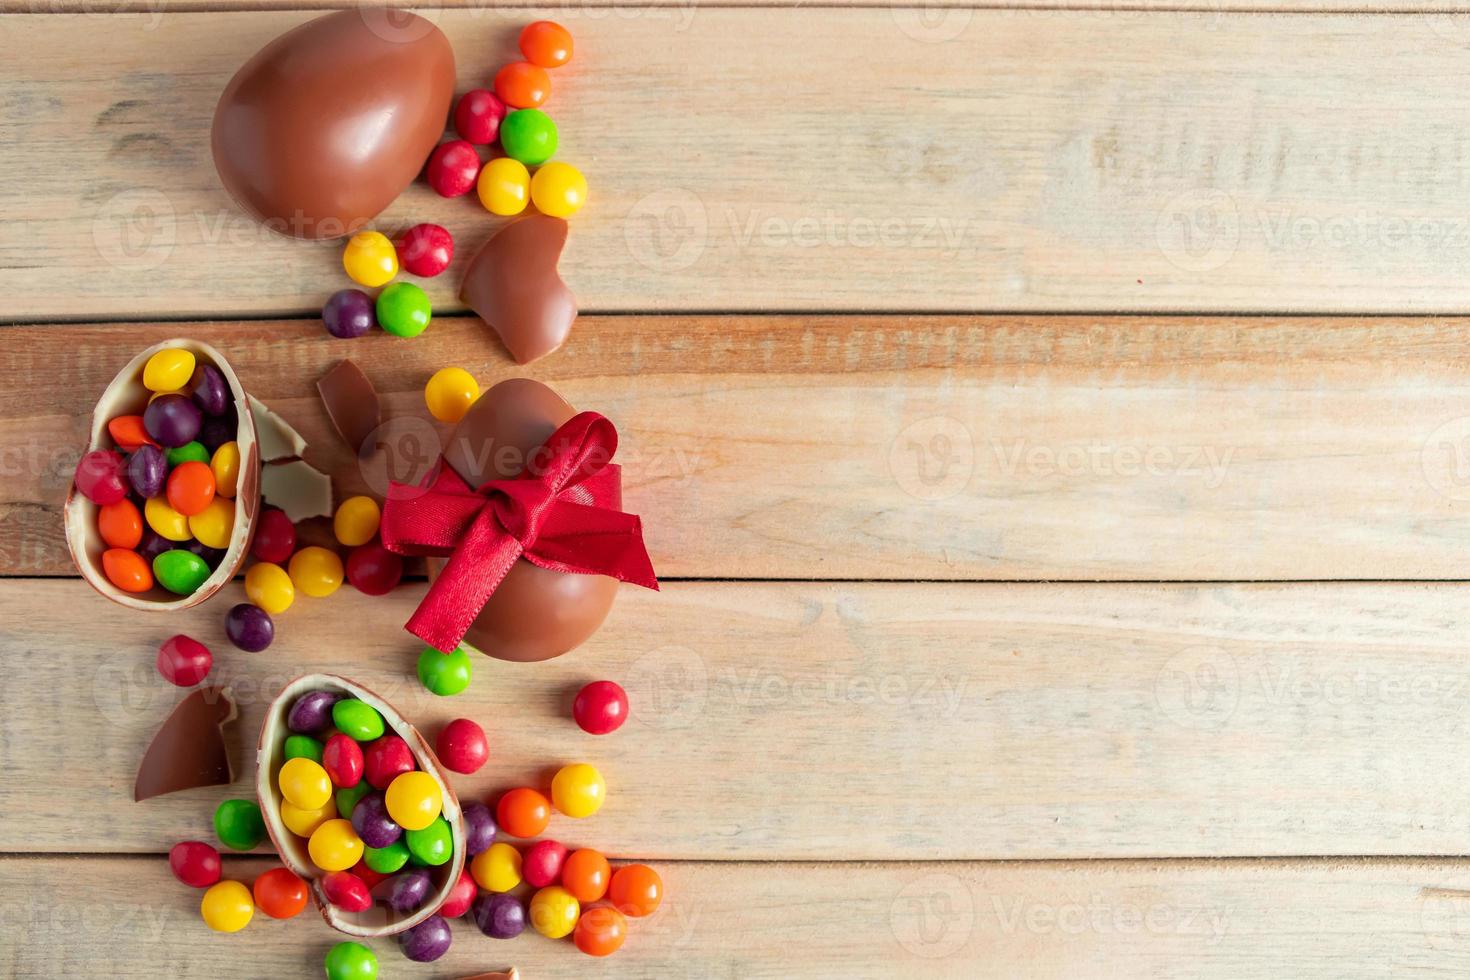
[460,215,577,364]
[317,358,382,457]
[134,686,237,801]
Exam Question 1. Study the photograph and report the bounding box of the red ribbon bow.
[380,411,658,652]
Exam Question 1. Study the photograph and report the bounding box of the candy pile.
[72,346,242,597]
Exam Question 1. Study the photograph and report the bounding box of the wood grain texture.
[9,316,1470,580]
[12,10,1470,319]
[6,854,1470,977]
[8,578,1470,858]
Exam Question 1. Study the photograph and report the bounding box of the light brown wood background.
[5,4,1470,978]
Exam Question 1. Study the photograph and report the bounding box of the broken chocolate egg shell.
[434,377,618,662]
[64,339,260,611]
[211,10,455,240]
[460,215,577,364]
[258,674,465,938]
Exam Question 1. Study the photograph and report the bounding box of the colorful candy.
[384,771,442,830]
[523,839,568,889]
[153,549,211,595]
[210,442,240,498]
[439,866,478,918]
[253,867,309,919]
[575,905,628,956]
[74,449,129,505]
[435,718,488,774]
[573,680,629,735]
[143,348,196,393]
[281,797,337,838]
[169,840,222,888]
[454,88,506,145]
[214,798,266,851]
[424,367,479,423]
[336,781,372,819]
[288,545,343,597]
[98,499,143,549]
[376,282,432,338]
[400,914,453,962]
[279,757,333,809]
[345,542,403,595]
[191,363,230,416]
[200,880,254,932]
[144,496,190,541]
[284,734,323,762]
[495,61,551,109]
[166,441,210,466]
[609,863,664,917]
[387,867,433,913]
[530,885,580,939]
[252,507,296,563]
[108,415,157,450]
[395,223,454,278]
[165,460,216,516]
[562,848,611,903]
[520,20,573,68]
[323,870,373,912]
[462,801,497,855]
[333,496,381,547]
[323,733,365,788]
[332,699,385,741]
[363,839,411,874]
[405,815,453,866]
[309,818,365,871]
[225,602,274,651]
[500,108,558,166]
[471,841,523,893]
[245,561,294,614]
[156,634,212,686]
[472,891,526,939]
[143,393,202,447]
[289,689,341,735]
[364,734,415,789]
[426,139,481,198]
[342,230,399,288]
[188,496,234,549]
[476,157,530,216]
[324,941,378,980]
[102,548,152,592]
[530,161,587,218]
[127,445,167,498]
[496,787,551,838]
[323,288,376,339]
[136,527,172,563]
[417,644,472,696]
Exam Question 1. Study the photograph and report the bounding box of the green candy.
[363,839,410,874]
[324,941,378,980]
[153,549,210,595]
[166,441,209,466]
[283,734,324,763]
[336,781,372,818]
[417,645,472,696]
[375,283,431,338]
[332,699,385,741]
[405,816,452,867]
[500,108,558,166]
[214,799,265,851]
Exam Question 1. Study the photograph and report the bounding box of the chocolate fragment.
[460,215,577,364]
[247,394,308,462]
[261,459,334,522]
[317,359,382,457]
[135,686,237,801]
[457,971,519,980]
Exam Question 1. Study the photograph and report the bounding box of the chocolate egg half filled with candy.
[258,675,465,937]
[211,10,455,239]
[64,340,260,610]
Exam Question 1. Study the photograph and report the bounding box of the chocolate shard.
[247,394,308,461]
[135,686,237,801]
[460,215,577,364]
[317,358,381,457]
[457,971,518,980]
[260,459,334,522]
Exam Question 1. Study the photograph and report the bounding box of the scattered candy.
[496,787,551,838]
[280,797,336,837]
[454,88,506,144]
[245,561,294,614]
[400,913,453,962]
[364,734,416,789]
[323,870,373,912]
[609,863,663,917]
[426,139,481,198]
[424,367,480,423]
[405,815,453,866]
[562,847,611,903]
[495,61,551,109]
[144,392,202,448]
[323,288,377,339]
[417,644,472,696]
[127,445,167,499]
[102,548,153,592]
[144,496,190,541]
[346,542,404,595]
[342,230,399,288]
[324,941,378,980]
[74,449,129,505]
[214,798,266,851]
[523,839,568,889]
[333,496,381,547]
[323,733,365,788]
[309,818,365,871]
[395,223,454,278]
[289,689,342,735]
[477,157,530,216]
[385,770,442,830]
[169,840,222,888]
[439,866,477,918]
[153,548,211,595]
[530,161,587,218]
[573,679,629,735]
[252,507,296,563]
[472,891,526,939]
[376,282,432,338]
[279,756,333,809]
[225,602,274,651]
[143,348,196,393]
[500,108,558,166]
[333,698,385,741]
[200,880,254,933]
[462,801,497,855]
[436,718,488,774]
[210,442,240,498]
[188,496,235,549]
[253,866,309,919]
[520,20,573,68]
[471,842,523,893]
[108,415,157,450]
[289,545,344,597]
[530,884,580,939]
[157,635,212,686]
[575,905,628,956]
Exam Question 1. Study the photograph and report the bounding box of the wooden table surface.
[7,4,1470,977]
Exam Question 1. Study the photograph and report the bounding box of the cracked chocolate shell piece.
[134,686,237,801]
[459,215,577,364]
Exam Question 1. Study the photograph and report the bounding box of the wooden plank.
[6,854,1470,977]
[20,0,1470,12]
[8,578,1470,858]
[12,10,1470,319]
[9,315,1470,580]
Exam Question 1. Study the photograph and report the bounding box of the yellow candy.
[551,762,606,818]
[384,771,441,831]
[471,841,523,893]
[289,546,344,598]
[333,496,381,547]
[245,562,294,615]
[143,348,196,393]
[143,496,191,542]
[424,367,480,423]
[308,818,364,872]
[529,885,580,939]
[188,497,235,549]
[529,161,587,219]
[280,796,336,838]
[200,880,254,933]
[279,757,332,810]
[211,442,240,499]
[342,230,398,288]
[477,157,530,216]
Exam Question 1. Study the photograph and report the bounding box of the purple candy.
[142,393,202,448]
[136,526,173,563]
[185,539,226,568]
[126,445,168,499]
[472,892,525,939]
[351,791,402,849]
[287,690,341,735]
[190,363,230,416]
[323,289,376,339]
[398,914,452,962]
[386,868,433,914]
[197,413,236,452]
[224,603,273,652]
[461,801,496,856]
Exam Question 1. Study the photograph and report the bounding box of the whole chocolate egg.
[211,10,455,240]
[433,378,619,663]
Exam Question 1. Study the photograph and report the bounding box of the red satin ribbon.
[380,411,658,652]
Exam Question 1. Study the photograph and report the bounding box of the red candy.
[169,840,222,888]
[252,507,296,563]
[454,89,506,145]
[519,21,573,69]
[438,866,477,918]
[156,634,212,687]
[436,718,488,774]
[523,839,568,888]
[495,61,550,109]
[395,223,454,278]
[107,415,158,450]
[254,867,309,919]
[165,460,216,516]
[350,859,389,889]
[322,870,373,912]
[74,449,129,505]
[426,140,481,198]
[345,542,404,596]
[98,499,143,549]
[363,734,415,789]
[323,733,365,788]
[573,680,629,735]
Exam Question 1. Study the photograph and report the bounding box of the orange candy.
[495,62,550,109]
[561,848,610,903]
[496,787,551,838]
[166,460,216,517]
[608,864,663,917]
[102,548,152,593]
[519,20,573,69]
[97,499,143,549]
[107,415,158,450]
[252,867,309,919]
[574,905,627,957]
